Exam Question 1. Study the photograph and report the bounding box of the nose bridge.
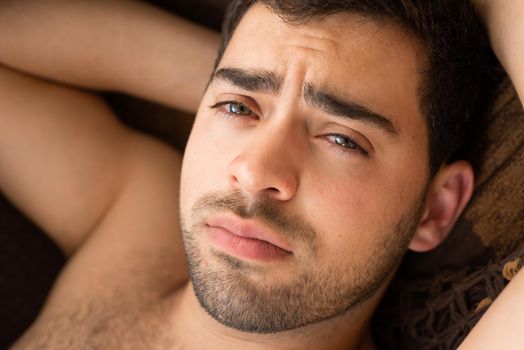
[228,119,301,201]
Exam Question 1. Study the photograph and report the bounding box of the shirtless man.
[0,0,522,348]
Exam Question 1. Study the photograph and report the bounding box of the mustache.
[192,190,317,246]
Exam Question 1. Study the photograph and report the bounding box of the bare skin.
[0,1,216,348]
[459,1,524,347]
[0,64,188,348]
[2,5,389,347]
[0,0,220,257]
[1,0,520,348]
[0,0,218,114]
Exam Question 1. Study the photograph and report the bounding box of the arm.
[0,0,220,112]
[0,64,134,255]
[459,1,524,348]
[459,267,524,349]
[0,0,218,255]
[1,64,189,347]
[474,0,524,100]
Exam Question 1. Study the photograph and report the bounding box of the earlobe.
[409,161,474,252]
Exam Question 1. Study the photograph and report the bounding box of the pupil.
[232,103,249,115]
[336,136,356,149]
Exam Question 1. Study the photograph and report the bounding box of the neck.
[169,282,378,350]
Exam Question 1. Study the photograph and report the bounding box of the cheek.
[180,112,238,216]
[304,178,383,246]
[299,168,420,262]
[181,118,221,214]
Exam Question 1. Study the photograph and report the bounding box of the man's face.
[180,4,429,333]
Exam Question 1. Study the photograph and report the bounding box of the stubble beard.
[181,190,424,334]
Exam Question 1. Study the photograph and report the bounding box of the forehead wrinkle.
[285,29,341,54]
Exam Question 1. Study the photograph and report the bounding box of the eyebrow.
[213,67,282,94]
[212,67,397,136]
[303,83,397,136]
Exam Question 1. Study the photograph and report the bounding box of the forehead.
[219,3,427,134]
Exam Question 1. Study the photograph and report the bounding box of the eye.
[210,101,258,119]
[325,134,369,157]
[228,102,252,115]
[332,135,358,149]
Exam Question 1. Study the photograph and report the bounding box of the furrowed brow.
[212,67,282,94]
[303,83,398,136]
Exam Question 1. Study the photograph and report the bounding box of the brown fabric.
[373,79,524,349]
[463,79,524,256]
[373,243,524,349]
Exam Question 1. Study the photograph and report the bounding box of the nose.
[228,126,299,202]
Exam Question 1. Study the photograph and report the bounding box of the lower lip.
[207,226,292,262]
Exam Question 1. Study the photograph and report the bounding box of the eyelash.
[323,134,369,158]
[209,101,259,120]
[210,101,369,158]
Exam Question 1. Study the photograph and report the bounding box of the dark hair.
[214,0,500,175]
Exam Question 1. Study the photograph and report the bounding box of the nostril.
[229,174,240,185]
[227,153,298,200]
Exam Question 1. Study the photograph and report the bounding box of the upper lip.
[206,213,293,253]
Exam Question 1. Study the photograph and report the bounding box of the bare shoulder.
[0,64,185,256]
[12,133,188,349]
[1,65,189,347]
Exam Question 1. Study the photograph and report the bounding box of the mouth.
[205,214,293,262]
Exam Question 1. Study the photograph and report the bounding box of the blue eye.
[228,102,252,115]
[210,101,257,119]
[325,134,369,157]
[332,135,358,150]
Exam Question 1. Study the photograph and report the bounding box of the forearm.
[458,3,524,348]
[459,267,524,349]
[0,0,220,112]
[476,0,524,101]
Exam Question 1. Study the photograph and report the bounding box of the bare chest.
[12,294,184,349]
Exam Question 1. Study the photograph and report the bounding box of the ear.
[408,161,474,252]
